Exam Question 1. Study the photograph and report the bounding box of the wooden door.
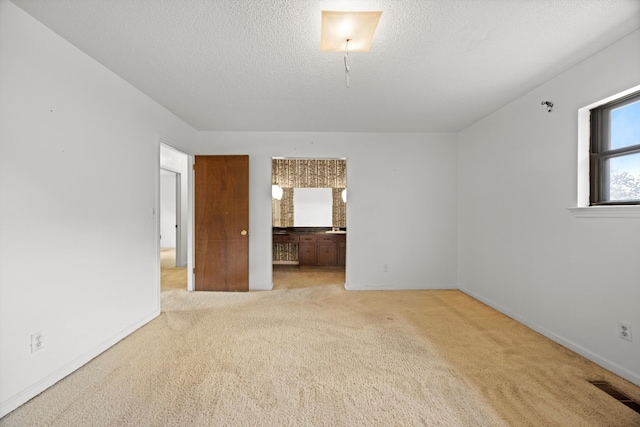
[194,155,249,291]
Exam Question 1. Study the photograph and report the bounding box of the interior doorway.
[159,143,189,292]
[271,157,347,290]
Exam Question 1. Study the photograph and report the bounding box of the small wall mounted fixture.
[272,184,283,200]
[541,101,554,112]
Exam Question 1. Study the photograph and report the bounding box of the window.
[590,90,640,205]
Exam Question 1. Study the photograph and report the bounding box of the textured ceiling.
[10,0,640,132]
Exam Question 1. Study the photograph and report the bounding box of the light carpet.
[2,259,639,426]
[2,286,506,426]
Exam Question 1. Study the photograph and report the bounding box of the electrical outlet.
[31,331,44,353]
[618,322,632,342]
[383,263,388,272]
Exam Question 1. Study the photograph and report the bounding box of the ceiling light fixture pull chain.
[344,39,351,88]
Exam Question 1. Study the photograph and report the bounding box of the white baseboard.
[345,283,456,291]
[459,287,640,388]
[0,310,160,418]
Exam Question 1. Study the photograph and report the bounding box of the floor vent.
[590,381,640,414]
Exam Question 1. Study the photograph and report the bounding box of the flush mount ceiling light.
[320,11,382,52]
[321,10,382,88]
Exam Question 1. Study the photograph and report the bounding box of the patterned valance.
[272,159,346,189]
[272,158,347,230]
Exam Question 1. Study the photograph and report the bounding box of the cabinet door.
[337,236,346,266]
[299,243,317,266]
[317,242,337,266]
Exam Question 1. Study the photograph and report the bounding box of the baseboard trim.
[0,309,160,418]
[345,283,456,291]
[459,287,640,388]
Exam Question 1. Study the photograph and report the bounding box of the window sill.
[568,206,640,218]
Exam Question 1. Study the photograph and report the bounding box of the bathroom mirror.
[293,188,333,227]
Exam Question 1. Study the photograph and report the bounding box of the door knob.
[241,230,247,236]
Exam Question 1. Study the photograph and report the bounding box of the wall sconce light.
[272,184,283,200]
[320,10,382,88]
[541,101,554,112]
[341,188,347,203]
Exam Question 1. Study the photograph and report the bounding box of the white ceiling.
[10,0,640,132]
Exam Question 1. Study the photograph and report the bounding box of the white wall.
[192,132,458,291]
[160,170,177,248]
[0,1,197,416]
[458,30,640,386]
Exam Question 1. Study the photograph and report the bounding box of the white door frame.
[158,139,193,291]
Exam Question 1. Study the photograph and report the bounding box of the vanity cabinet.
[299,234,343,266]
[274,232,345,266]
